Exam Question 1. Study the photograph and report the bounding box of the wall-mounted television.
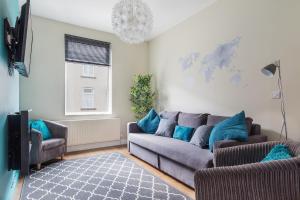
[4,0,32,77]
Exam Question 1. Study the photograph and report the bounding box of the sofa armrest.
[30,129,43,164]
[250,123,261,135]
[214,141,281,167]
[195,157,300,200]
[127,122,143,133]
[214,135,268,150]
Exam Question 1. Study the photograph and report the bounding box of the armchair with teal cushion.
[194,141,300,200]
[30,120,68,169]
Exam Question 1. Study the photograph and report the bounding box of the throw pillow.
[209,111,248,151]
[155,118,177,137]
[190,125,214,148]
[178,112,208,128]
[137,109,160,133]
[30,120,52,140]
[261,144,292,162]
[173,125,194,142]
[159,111,179,122]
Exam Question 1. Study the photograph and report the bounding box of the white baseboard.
[67,139,128,153]
[120,139,128,145]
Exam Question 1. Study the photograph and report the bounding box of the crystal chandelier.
[112,0,153,44]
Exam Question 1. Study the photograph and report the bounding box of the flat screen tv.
[4,0,32,77]
[15,0,32,77]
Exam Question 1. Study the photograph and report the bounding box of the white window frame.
[81,65,95,78]
[65,61,112,116]
[81,87,95,109]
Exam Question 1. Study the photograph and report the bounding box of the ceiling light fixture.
[112,0,153,44]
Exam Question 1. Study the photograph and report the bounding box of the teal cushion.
[209,111,248,151]
[30,120,52,140]
[261,144,292,162]
[137,109,160,133]
[173,125,194,142]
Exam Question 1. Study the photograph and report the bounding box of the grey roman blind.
[65,34,111,66]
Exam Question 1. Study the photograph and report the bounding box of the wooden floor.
[14,146,195,200]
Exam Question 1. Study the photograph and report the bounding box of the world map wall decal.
[179,36,244,87]
[179,52,200,71]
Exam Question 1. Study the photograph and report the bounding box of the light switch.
[272,90,281,99]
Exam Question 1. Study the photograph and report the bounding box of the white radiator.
[57,118,121,152]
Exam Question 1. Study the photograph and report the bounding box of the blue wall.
[0,0,20,199]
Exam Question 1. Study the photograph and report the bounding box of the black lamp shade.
[261,64,277,77]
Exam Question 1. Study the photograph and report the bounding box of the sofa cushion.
[209,111,248,151]
[178,112,208,128]
[128,133,213,170]
[155,118,177,137]
[137,109,160,133]
[207,115,228,126]
[190,125,214,148]
[159,111,180,121]
[30,120,52,140]
[261,144,292,162]
[173,125,194,142]
[42,138,65,151]
[207,115,253,134]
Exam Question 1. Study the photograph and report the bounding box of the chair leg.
[37,163,41,170]
[61,154,64,160]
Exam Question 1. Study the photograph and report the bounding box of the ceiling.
[19,0,216,40]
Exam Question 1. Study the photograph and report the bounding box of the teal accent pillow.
[173,125,194,142]
[209,111,248,151]
[30,120,52,140]
[137,109,160,133]
[261,144,292,162]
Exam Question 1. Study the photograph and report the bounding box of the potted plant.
[130,74,155,120]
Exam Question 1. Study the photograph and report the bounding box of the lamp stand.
[276,60,288,140]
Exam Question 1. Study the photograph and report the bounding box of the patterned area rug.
[21,153,192,200]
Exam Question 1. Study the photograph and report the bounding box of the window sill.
[81,108,97,111]
[80,75,96,79]
[65,111,112,116]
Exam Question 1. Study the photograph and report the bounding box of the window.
[81,87,95,109]
[65,35,112,115]
[82,65,95,78]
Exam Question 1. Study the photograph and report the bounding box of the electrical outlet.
[272,90,281,99]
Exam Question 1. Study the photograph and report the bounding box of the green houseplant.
[130,74,155,120]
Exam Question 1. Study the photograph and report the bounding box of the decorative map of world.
[179,37,242,86]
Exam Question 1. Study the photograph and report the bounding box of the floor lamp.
[261,60,288,140]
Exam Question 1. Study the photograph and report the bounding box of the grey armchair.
[30,120,68,169]
[195,141,300,200]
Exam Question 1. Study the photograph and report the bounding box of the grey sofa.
[195,141,300,200]
[127,111,267,188]
[30,120,68,169]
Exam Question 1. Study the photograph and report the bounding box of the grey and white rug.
[21,153,192,200]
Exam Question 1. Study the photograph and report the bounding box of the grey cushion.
[207,115,253,134]
[178,112,208,128]
[128,133,213,170]
[42,138,65,151]
[159,111,179,121]
[206,115,228,126]
[155,118,177,137]
[190,125,214,148]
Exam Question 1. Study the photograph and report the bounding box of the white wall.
[21,1,300,143]
[20,16,148,139]
[149,0,300,141]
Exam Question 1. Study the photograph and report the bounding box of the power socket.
[272,90,281,99]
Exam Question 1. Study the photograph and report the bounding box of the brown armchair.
[195,141,300,200]
[30,120,68,169]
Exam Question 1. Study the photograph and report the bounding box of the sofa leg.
[61,155,64,160]
[37,164,41,170]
